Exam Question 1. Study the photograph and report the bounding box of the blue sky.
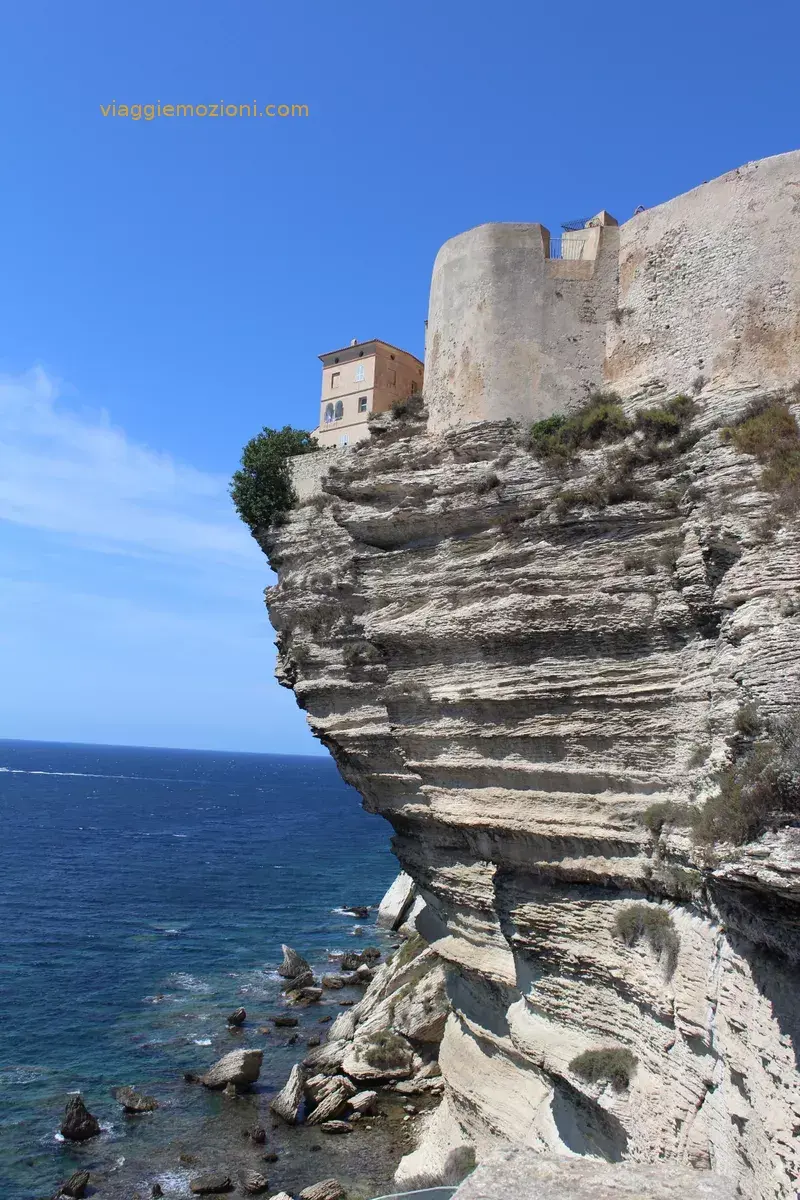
[1,0,798,753]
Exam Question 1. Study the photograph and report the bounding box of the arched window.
[334,400,344,420]
[324,402,334,424]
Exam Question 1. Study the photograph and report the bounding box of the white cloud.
[0,368,260,566]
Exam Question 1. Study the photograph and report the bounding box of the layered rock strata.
[261,394,800,1200]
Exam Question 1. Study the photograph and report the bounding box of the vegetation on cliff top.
[527,391,695,467]
[721,395,800,514]
[230,426,317,532]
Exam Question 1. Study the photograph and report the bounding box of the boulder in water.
[272,1014,299,1027]
[299,1181,346,1200]
[283,969,314,994]
[293,987,323,1005]
[59,1171,90,1198]
[114,1086,158,1113]
[306,1085,351,1126]
[270,1063,306,1124]
[227,1008,246,1026]
[278,945,312,979]
[321,974,346,990]
[60,1096,100,1142]
[342,906,369,919]
[189,1174,233,1194]
[348,1090,378,1115]
[200,1048,262,1090]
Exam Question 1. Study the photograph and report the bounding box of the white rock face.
[378,872,417,929]
[269,399,800,1199]
[452,1147,735,1200]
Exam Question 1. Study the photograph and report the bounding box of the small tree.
[230,426,317,532]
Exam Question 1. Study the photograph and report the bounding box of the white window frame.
[358,395,368,413]
[354,363,365,382]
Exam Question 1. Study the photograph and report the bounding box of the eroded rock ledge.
[261,394,800,1200]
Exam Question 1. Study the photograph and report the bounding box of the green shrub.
[230,426,317,531]
[635,407,682,440]
[570,1047,638,1091]
[614,903,680,977]
[362,1029,409,1068]
[633,394,695,441]
[390,393,425,421]
[623,550,657,575]
[722,398,800,514]
[529,393,632,464]
[692,713,800,847]
[527,414,574,464]
[640,800,694,837]
[734,703,762,737]
[476,470,500,494]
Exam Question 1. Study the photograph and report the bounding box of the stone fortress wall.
[425,149,800,433]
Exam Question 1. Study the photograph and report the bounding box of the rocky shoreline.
[45,883,448,1200]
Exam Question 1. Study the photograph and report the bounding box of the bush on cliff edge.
[570,1047,638,1091]
[230,426,317,532]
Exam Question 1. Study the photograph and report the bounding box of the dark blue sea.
[0,740,400,1200]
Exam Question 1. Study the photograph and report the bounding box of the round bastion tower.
[424,149,800,434]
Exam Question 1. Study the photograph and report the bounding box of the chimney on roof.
[350,338,358,346]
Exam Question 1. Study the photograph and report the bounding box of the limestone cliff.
[260,391,800,1200]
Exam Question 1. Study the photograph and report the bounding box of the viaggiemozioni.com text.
[100,102,309,120]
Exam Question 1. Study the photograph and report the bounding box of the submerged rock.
[114,1085,159,1113]
[201,1048,263,1090]
[60,1096,100,1142]
[272,1014,299,1027]
[189,1174,233,1194]
[270,1063,306,1124]
[278,945,312,979]
[320,1120,353,1135]
[241,1171,270,1195]
[226,1007,247,1026]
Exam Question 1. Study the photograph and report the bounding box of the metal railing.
[547,235,588,261]
[370,1189,458,1200]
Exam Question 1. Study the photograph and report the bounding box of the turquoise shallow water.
[0,739,398,1199]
